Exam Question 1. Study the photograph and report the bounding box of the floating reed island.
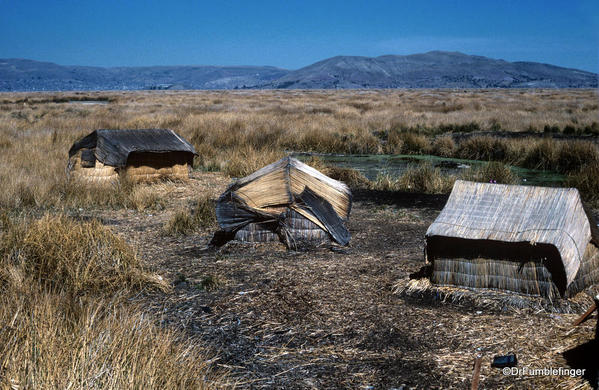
[68,129,197,184]
[213,156,352,249]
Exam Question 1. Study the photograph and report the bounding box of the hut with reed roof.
[424,180,599,299]
[68,129,197,183]
[213,156,352,249]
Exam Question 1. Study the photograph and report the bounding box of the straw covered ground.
[68,172,599,389]
[1,89,599,388]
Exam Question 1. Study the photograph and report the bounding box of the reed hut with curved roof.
[214,157,352,249]
[425,180,599,299]
[68,129,197,183]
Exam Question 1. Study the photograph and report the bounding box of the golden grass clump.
[0,295,221,389]
[431,135,456,157]
[128,185,167,212]
[163,195,217,235]
[555,140,599,173]
[368,163,454,194]
[193,194,217,228]
[457,136,511,161]
[396,132,431,155]
[370,172,400,191]
[0,214,224,389]
[326,166,370,188]
[521,138,559,171]
[163,209,197,235]
[461,162,519,185]
[0,214,167,295]
[397,163,455,193]
[567,163,599,207]
[222,145,285,178]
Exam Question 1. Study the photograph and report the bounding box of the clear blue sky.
[1,0,598,72]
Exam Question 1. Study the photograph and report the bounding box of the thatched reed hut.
[425,180,599,299]
[214,156,352,249]
[68,129,197,183]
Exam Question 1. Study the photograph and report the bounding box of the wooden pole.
[471,355,482,390]
[572,297,599,327]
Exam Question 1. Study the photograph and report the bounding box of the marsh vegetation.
[1,89,598,388]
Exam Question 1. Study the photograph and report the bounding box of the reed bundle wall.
[234,210,330,244]
[124,151,191,182]
[567,243,599,297]
[428,236,599,298]
[234,221,279,242]
[68,153,118,184]
[68,150,191,184]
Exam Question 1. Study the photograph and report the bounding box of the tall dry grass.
[163,195,217,235]
[0,89,597,211]
[369,163,455,193]
[461,162,519,185]
[567,164,599,207]
[396,163,455,193]
[0,214,226,389]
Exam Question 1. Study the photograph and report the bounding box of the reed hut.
[68,129,197,183]
[215,156,352,248]
[425,180,599,299]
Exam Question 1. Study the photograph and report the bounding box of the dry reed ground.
[1,90,599,389]
[66,170,598,389]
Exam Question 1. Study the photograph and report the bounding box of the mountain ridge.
[1,51,596,91]
[268,51,597,89]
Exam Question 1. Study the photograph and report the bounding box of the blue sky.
[1,0,598,72]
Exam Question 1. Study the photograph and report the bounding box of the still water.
[295,153,565,187]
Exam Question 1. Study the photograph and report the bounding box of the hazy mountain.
[270,51,597,89]
[0,52,596,91]
[0,59,289,91]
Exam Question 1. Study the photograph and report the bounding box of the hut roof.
[426,180,593,286]
[216,156,352,245]
[68,129,197,167]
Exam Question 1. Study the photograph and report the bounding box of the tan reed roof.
[216,156,352,245]
[426,180,593,286]
[69,129,197,167]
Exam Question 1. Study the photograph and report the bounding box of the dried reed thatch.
[423,180,599,300]
[67,129,197,183]
[214,157,352,249]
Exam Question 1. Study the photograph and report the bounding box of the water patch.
[295,153,565,187]
[68,100,109,105]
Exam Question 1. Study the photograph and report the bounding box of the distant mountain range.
[1,51,596,91]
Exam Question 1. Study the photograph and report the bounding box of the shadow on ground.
[562,316,599,389]
[353,189,449,210]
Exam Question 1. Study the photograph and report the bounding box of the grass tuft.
[163,196,217,235]
[431,135,456,157]
[0,214,167,295]
[567,163,599,207]
[0,215,224,389]
[461,162,519,185]
[397,163,455,193]
[198,274,226,291]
